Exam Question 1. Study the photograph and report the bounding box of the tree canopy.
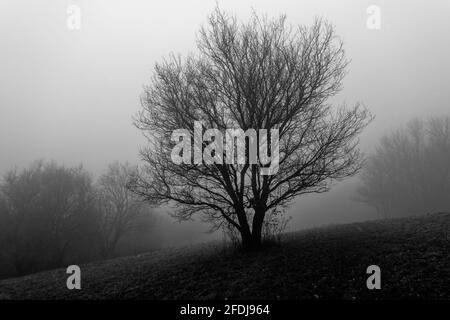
[132,8,372,249]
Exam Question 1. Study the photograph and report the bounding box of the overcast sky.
[1,0,449,240]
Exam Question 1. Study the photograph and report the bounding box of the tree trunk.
[240,232,264,250]
[240,214,265,251]
[240,231,254,250]
[235,205,266,251]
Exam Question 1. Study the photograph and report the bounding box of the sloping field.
[1,213,449,300]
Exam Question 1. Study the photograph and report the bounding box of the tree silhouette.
[132,8,372,249]
[358,116,450,218]
[0,161,96,274]
[96,162,151,257]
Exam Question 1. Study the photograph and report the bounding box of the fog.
[1,0,449,247]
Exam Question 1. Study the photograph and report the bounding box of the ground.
[0,213,449,300]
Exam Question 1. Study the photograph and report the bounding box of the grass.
[0,213,449,300]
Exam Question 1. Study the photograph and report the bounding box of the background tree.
[96,162,151,257]
[357,116,450,218]
[0,188,14,277]
[132,8,372,250]
[0,161,97,275]
[0,160,158,279]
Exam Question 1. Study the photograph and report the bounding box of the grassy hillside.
[0,213,449,300]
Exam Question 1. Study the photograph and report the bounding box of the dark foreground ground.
[0,213,449,300]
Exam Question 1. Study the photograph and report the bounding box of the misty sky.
[1,0,449,243]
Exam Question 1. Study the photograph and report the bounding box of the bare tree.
[96,162,150,257]
[357,116,450,218]
[0,161,96,274]
[132,8,372,250]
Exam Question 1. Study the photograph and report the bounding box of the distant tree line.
[0,161,154,279]
[358,116,450,218]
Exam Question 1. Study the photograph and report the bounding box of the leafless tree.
[0,161,96,274]
[357,116,450,218]
[96,162,151,257]
[132,8,372,250]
